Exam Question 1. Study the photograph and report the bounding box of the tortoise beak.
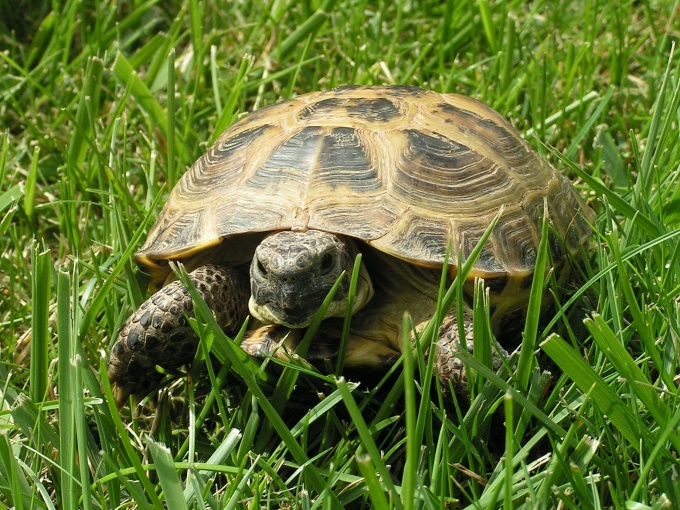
[248,295,317,329]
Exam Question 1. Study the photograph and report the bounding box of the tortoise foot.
[434,310,508,399]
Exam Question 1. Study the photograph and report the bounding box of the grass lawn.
[2,0,680,508]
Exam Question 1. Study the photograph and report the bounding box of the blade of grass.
[166,47,176,188]
[355,455,391,510]
[503,391,515,509]
[336,254,364,375]
[0,131,8,185]
[0,433,31,509]
[0,185,22,215]
[418,208,504,350]
[66,56,103,172]
[223,455,260,510]
[187,0,204,72]
[563,154,662,238]
[476,0,498,53]
[78,185,163,340]
[499,14,515,93]
[540,333,654,453]
[639,44,679,191]
[385,0,405,65]
[535,383,598,501]
[471,278,493,395]
[523,91,599,140]
[146,439,189,510]
[336,377,404,510]
[112,52,188,158]
[209,46,223,118]
[401,313,417,510]
[278,0,338,60]
[73,354,93,510]
[288,388,345,438]
[210,55,254,144]
[235,398,258,463]
[541,224,680,336]
[57,268,77,510]
[23,146,40,225]
[29,243,51,403]
[517,199,550,393]
[564,86,615,161]
[8,394,60,456]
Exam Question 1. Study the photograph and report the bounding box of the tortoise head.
[248,230,373,328]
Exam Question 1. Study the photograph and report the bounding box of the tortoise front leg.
[108,264,249,407]
[240,324,304,360]
[241,320,403,368]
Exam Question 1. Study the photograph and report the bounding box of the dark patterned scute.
[137,85,594,287]
[297,97,402,124]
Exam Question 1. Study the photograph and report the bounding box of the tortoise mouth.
[249,298,316,329]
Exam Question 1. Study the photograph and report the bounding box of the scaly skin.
[433,310,508,397]
[108,265,248,406]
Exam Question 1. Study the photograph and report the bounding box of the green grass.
[1,0,680,508]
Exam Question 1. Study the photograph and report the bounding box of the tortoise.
[108,85,594,406]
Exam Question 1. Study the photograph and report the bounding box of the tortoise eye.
[320,253,334,274]
[257,258,267,276]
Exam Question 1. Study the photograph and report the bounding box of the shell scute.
[315,128,383,193]
[297,97,403,124]
[253,126,321,183]
[458,225,509,274]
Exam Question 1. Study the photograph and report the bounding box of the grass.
[1,0,680,508]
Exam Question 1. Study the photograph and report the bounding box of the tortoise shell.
[137,85,594,285]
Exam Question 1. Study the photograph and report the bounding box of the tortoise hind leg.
[433,308,508,399]
[108,264,249,407]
